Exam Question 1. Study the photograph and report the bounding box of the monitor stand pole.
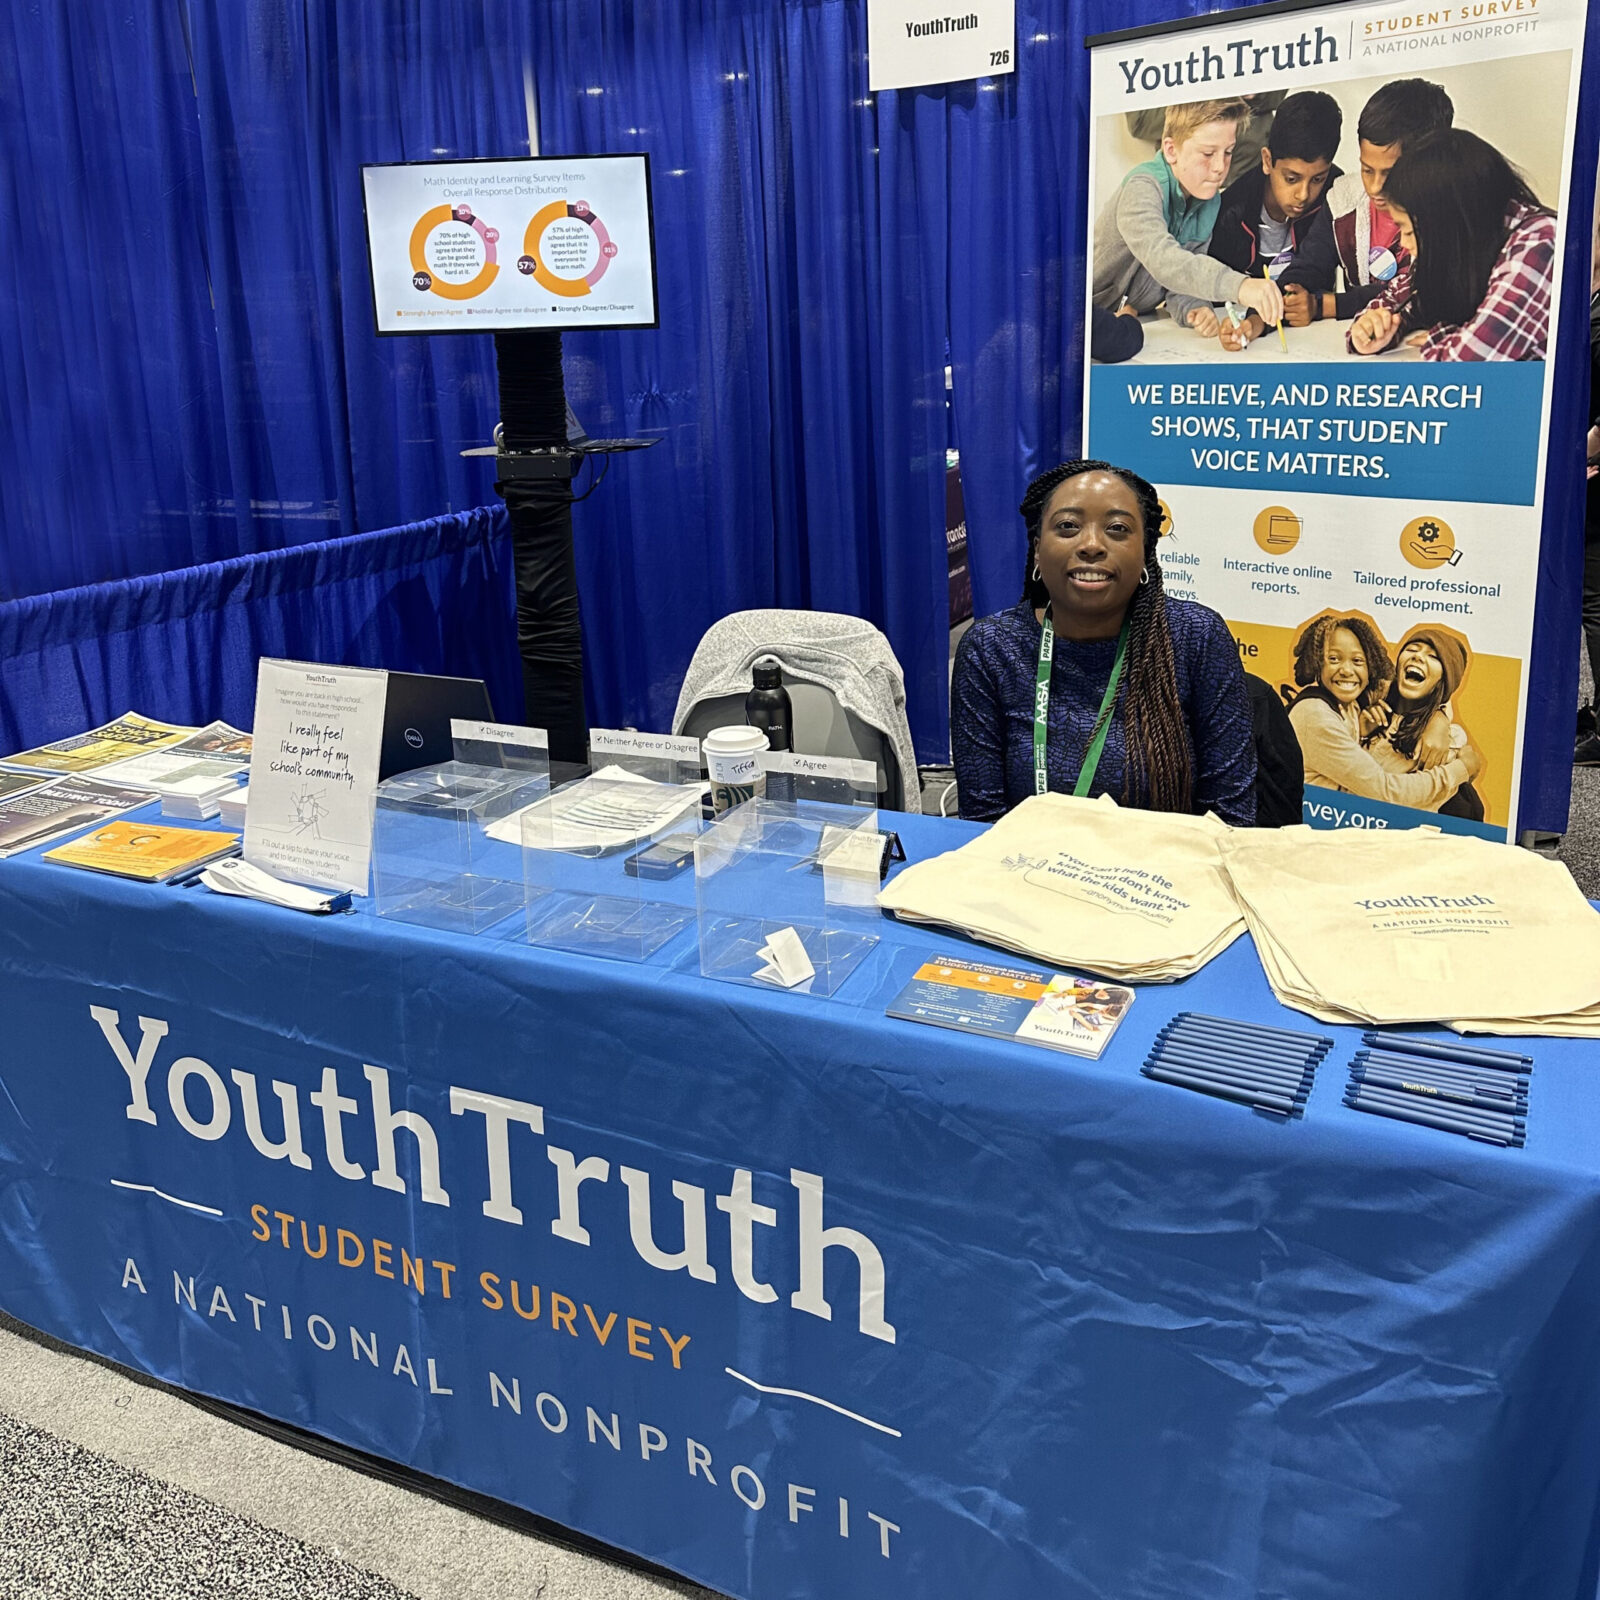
[492,330,587,765]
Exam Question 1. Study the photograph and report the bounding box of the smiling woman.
[950,459,1256,825]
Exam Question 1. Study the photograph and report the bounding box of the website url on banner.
[110,1179,224,1218]
[725,1367,902,1438]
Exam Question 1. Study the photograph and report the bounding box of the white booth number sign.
[867,0,1016,92]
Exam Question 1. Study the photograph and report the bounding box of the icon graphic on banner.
[1401,514,1460,569]
[408,205,500,301]
[522,199,618,299]
[1252,505,1302,555]
[1157,498,1176,539]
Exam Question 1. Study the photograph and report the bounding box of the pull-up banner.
[1083,0,1589,841]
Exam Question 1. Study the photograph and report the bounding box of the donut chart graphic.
[408,204,499,300]
[520,199,618,298]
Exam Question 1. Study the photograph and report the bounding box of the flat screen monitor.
[360,155,658,335]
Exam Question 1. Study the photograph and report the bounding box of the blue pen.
[1160,1026,1325,1061]
[1158,1033,1324,1071]
[1354,1051,1529,1094]
[1146,1053,1311,1099]
[1346,1083,1523,1135]
[1144,1063,1298,1115]
[1361,1032,1531,1070]
[1347,1076,1525,1121]
[1179,1013,1334,1049]
[1348,1066,1523,1112]
[1354,1048,1527,1085]
[1164,1024,1324,1049]
[1344,1093,1521,1147]
[1151,1041,1313,1080]
[1350,1063,1525,1105]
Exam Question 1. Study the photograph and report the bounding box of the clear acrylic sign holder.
[371,760,549,935]
[520,744,704,962]
[451,721,550,775]
[759,751,879,809]
[695,797,885,997]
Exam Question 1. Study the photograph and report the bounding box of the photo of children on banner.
[1092,98,1287,335]
[1348,127,1556,362]
[1168,90,1344,351]
[1284,613,1485,818]
[1091,70,1559,365]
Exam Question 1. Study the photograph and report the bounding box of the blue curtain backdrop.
[0,509,522,757]
[940,0,1600,833]
[0,0,951,765]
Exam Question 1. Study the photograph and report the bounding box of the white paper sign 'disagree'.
[245,660,388,895]
[867,0,1015,92]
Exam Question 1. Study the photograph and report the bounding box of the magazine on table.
[0,770,48,804]
[887,953,1135,1059]
[0,775,158,858]
[2,712,193,774]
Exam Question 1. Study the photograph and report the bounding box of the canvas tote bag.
[878,793,1245,982]
[1219,826,1600,1032]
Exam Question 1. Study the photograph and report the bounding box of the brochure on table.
[244,661,387,895]
[888,954,1135,1058]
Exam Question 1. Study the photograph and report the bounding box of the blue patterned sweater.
[950,597,1256,826]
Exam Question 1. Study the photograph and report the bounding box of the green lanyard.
[1033,606,1131,798]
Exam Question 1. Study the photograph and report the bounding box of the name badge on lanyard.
[1033,606,1130,798]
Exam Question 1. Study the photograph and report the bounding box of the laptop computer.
[379,671,496,779]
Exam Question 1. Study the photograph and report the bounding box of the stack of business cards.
[1344,1033,1530,1148]
[218,786,248,829]
[155,773,239,820]
[1141,1012,1332,1119]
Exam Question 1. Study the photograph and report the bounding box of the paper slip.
[753,925,816,989]
[245,660,387,895]
[200,857,349,913]
[218,788,249,829]
[490,766,702,854]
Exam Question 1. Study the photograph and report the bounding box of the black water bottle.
[744,657,793,751]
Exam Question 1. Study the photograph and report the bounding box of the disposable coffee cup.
[703,725,769,816]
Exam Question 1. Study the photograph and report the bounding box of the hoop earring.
[1139,567,1150,586]
[1030,562,1041,583]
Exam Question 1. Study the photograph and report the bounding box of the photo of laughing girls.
[1348,128,1557,361]
[1284,613,1485,814]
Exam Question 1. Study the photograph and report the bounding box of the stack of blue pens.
[1141,1012,1332,1119]
[1344,1033,1531,1149]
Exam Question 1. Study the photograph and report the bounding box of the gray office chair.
[672,609,921,813]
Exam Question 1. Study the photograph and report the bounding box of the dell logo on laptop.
[404,728,424,749]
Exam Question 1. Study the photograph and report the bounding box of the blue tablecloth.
[1,804,1599,1600]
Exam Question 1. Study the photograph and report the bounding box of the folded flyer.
[44,821,240,882]
[887,954,1134,1058]
[3,712,193,774]
[0,774,158,857]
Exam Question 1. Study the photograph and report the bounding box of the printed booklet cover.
[0,775,158,857]
[887,954,1135,1058]
[44,821,241,882]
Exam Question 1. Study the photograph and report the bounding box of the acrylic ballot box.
[694,797,886,997]
[371,761,548,935]
[520,765,703,962]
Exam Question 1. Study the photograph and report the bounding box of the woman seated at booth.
[951,459,1256,825]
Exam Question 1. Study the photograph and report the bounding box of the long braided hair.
[1019,459,1193,814]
